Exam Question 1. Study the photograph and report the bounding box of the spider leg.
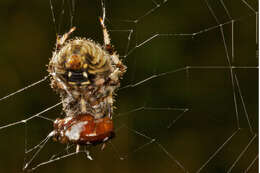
[99,17,126,70]
[99,9,127,92]
[76,144,80,153]
[99,17,111,47]
[99,1,113,52]
[56,27,76,50]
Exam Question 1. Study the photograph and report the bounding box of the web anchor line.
[0,75,50,102]
[0,102,61,130]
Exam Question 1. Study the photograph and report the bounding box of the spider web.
[0,0,258,172]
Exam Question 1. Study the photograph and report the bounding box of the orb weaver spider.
[48,11,126,151]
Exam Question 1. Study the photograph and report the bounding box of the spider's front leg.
[49,27,76,98]
[56,27,76,50]
[99,18,127,80]
[99,18,120,65]
[99,17,111,46]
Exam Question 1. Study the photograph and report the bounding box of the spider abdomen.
[53,114,114,144]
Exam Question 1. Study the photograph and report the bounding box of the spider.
[48,13,126,150]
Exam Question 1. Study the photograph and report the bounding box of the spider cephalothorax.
[55,39,112,86]
[48,18,126,146]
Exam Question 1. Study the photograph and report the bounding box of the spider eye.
[64,70,89,85]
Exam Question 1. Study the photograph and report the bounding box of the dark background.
[0,0,258,173]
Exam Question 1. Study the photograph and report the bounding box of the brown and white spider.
[48,12,126,149]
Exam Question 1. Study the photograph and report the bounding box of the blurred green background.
[0,0,258,173]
